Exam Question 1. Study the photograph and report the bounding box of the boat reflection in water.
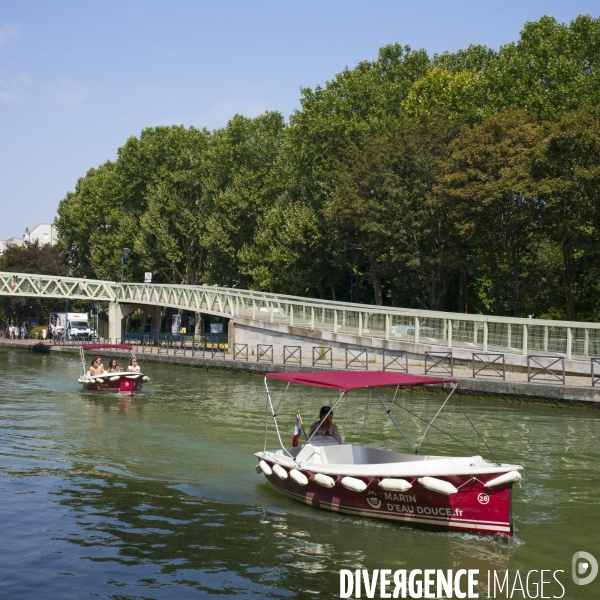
[255,371,523,536]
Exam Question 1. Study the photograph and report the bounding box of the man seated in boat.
[89,358,105,376]
[309,406,341,443]
[127,357,140,373]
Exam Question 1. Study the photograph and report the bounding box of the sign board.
[144,272,152,283]
[171,314,182,334]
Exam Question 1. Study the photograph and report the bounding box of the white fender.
[418,477,458,495]
[142,376,150,382]
[272,464,288,480]
[379,478,412,493]
[259,460,272,476]
[109,376,120,382]
[77,378,83,383]
[126,374,140,379]
[314,473,335,488]
[341,476,367,493]
[255,464,262,474]
[289,469,309,486]
[485,471,522,488]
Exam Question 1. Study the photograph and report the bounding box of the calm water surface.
[0,350,598,599]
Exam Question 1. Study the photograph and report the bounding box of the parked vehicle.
[50,313,92,340]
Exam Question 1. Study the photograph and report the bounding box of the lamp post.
[121,248,130,283]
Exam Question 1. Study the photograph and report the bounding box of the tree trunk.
[369,251,383,306]
[458,266,465,313]
[563,243,576,320]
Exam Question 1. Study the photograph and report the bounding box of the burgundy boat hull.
[81,376,144,394]
[261,461,513,536]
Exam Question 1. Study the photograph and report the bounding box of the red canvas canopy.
[82,344,133,351]
[266,371,455,392]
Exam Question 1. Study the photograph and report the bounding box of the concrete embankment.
[2,339,600,406]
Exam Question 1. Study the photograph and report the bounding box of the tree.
[0,241,67,324]
[436,110,543,317]
[533,106,600,319]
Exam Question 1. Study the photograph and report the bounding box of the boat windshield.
[71,321,88,328]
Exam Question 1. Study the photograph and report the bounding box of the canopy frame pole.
[263,377,295,460]
[80,347,86,376]
[387,384,399,413]
[274,382,290,415]
[416,383,457,452]
[371,387,417,453]
[360,389,372,446]
[303,392,346,447]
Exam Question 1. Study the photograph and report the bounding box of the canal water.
[0,349,598,599]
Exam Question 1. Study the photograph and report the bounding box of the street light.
[121,248,130,283]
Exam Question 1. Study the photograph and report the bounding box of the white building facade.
[0,223,56,254]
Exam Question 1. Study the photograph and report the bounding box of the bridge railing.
[4,271,600,362]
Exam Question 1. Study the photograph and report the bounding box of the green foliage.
[53,14,600,320]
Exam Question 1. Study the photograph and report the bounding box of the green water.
[0,349,598,599]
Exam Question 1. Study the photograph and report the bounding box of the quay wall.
[3,339,598,407]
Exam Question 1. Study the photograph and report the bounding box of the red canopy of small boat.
[82,344,133,351]
[266,371,456,392]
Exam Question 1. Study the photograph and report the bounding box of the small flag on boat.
[292,414,302,447]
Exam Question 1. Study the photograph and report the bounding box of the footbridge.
[2,271,600,377]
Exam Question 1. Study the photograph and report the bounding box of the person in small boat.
[309,406,341,442]
[127,357,140,373]
[107,359,120,373]
[89,358,105,376]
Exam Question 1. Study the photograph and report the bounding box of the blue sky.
[0,0,599,241]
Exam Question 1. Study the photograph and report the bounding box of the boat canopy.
[82,344,134,351]
[266,371,456,392]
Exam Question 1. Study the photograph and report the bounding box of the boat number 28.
[477,493,490,505]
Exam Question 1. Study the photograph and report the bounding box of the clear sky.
[0,0,599,241]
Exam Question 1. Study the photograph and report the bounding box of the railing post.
[334,309,338,332]
[483,321,488,352]
[522,325,528,356]
[385,314,390,340]
[584,328,589,357]
[544,326,548,352]
[447,319,452,348]
[359,312,363,337]
[473,322,478,345]
[566,327,572,360]
[507,324,512,349]
[343,310,346,327]
[310,307,315,330]
[252,299,256,320]
[414,317,419,344]
[290,305,294,327]
[270,302,274,323]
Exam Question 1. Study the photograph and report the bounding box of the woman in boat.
[107,359,120,373]
[89,358,105,376]
[127,357,141,373]
[309,406,341,442]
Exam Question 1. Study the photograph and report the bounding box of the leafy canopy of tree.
[55,14,600,321]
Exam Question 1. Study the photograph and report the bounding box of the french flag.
[292,414,302,447]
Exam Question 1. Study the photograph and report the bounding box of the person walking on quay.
[42,327,47,342]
